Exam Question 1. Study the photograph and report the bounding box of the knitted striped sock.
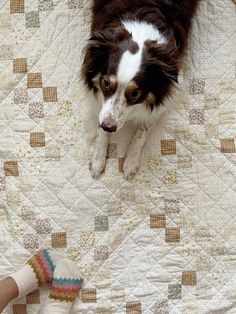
[10,249,63,298]
[42,259,83,313]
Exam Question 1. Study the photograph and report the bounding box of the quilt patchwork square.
[13,58,27,73]
[10,0,24,13]
[126,301,142,313]
[4,161,19,176]
[51,232,67,248]
[26,290,40,304]
[27,73,42,88]
[81,288,97,303]
[30,132,45,147]
[150,213,166,228]
[165,228,180,243]
[220,139,236,153]
[182,271,197,286]
[13,304,27,314]
[43,87,58,102]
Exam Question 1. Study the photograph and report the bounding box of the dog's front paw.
[89,155,107,179]
[89,141,107,179]
[123,156,140,181]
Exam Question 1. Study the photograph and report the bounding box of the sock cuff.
[9,264,38,298]
[28,250,56,285]
[49,277,83,303]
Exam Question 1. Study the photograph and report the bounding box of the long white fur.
[99,98,114,124]
[117,50,142,85]
[122,20,166,46]
[117,21,166,86]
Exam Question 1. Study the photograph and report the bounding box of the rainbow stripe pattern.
[49,277,83,302]
[28,250,55,285]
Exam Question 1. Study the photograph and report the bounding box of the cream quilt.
[0,0,236,313]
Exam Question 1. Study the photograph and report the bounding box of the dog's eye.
[129,89,142,102]
[102,77,110,89]
[131,91,139,98]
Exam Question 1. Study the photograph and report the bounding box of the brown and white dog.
[82,0,200,180]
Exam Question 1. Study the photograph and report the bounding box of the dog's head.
[82,21,179,132]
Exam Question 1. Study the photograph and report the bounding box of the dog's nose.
[100,122,117,133]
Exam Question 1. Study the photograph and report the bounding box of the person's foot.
[10,249,63,298]
[42,259,83,313]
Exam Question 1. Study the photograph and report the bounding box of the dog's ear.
[82,28,130,90]
[90,28,130,47]
[144,40,179,83]
[82,37,109,90]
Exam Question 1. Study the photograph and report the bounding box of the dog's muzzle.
[100,114,118,133]
[100,122,117,133]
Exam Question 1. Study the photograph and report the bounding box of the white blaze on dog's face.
[99,49,142,132]
[96,21,167,133]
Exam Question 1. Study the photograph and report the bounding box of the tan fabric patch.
[150,214,166,228]
[126,301,142,314]
[13,304,27,314]
[118,157,125,172]
[182,271,197,286]
[4,161,19,176]
[51,232,67,248]
[220,139,236,153]
[81,288,97,303]
[30,132,45,147]
[27,73,42,88]
[97,305,112,314]
[43,87,58,102]
[165,228,180,243]
[10,0,24,13]
[161,140,176,155]
[26,290,40,304]
[13,58,27,73]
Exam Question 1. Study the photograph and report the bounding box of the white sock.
[10,249,63,298]
[42,259,83,314]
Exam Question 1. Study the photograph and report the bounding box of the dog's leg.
[123,123,151,180]
[90,128,109,178]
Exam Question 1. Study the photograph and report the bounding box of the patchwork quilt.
[0,0,236,313]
